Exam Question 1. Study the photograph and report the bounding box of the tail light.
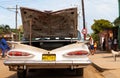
[66,50,88,56]
[8,51,31,56]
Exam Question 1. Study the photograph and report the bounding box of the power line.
[0,5,15,12]
[0,0,12,3]
[0,5,6,9]
[7,5,20,30]
[0,0,23,4]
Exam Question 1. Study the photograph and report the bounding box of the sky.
[0,0,119,34]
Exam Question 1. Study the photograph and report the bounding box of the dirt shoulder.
[89,50,120,78]
[89,50,120,69]
[0,57,17,78]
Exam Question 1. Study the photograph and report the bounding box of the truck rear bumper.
[4,60,91,70]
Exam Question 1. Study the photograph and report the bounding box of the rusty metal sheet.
[20,7,78,39]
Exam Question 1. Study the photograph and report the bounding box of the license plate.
[42,54,56,61]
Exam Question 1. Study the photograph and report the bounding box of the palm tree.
[0,24,11,34]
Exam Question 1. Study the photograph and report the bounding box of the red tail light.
[67,50,88,56]
[8,51,31,56]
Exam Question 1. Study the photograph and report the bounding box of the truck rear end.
[4,7,91,78]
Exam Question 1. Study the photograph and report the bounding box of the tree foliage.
[91,33,99,42]
[0,24,11,34]
[91,19,113,34]
[113,17,120,26]
[0,24,21,33]
[91,19,113,42]
[18,25,23,33]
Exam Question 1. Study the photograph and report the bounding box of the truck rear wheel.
[75,68,83,76]
[17,69,27,78]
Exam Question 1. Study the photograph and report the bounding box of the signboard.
[82,28,87,34]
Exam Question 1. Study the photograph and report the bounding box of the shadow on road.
[6,69,83,78]
[27,69,82,78]
[102,56,113,58]
[7,73,17,78]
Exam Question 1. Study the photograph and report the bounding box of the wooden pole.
[29,19,32,45]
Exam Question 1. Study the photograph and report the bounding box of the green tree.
[0,24,11,34]
[4,25,11,33]
[113,17,120,26]
[0,24,4,34]
[91,19,113,41]
[91,33,99,42]
[91,19,113,34]
[18,25,23,33]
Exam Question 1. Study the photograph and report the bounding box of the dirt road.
[0,58,17,78]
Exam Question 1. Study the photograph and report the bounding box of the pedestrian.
[108,38,112,50]
[94,41,97,53]
[89,36,94,55]
[103,38,106,51]
[0,36,10,58]
[113,38,118,51]
[101,37,104,50]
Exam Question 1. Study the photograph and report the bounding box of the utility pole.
[29,19,32,45]
[15,5,18,30]
[81,0,86,40]
[7,5,19,40]
[7,5,19,30]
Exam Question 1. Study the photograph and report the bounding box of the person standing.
[94,41,97,53]
[0,37,10,58]
[103,38,106,51]
[108,38,112,50]
[89,36,94,55]
[113,38,118,51]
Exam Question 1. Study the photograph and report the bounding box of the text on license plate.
[42,54,56,61]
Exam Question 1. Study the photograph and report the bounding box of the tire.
[17,69,27,78]
[75,68,83,76]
